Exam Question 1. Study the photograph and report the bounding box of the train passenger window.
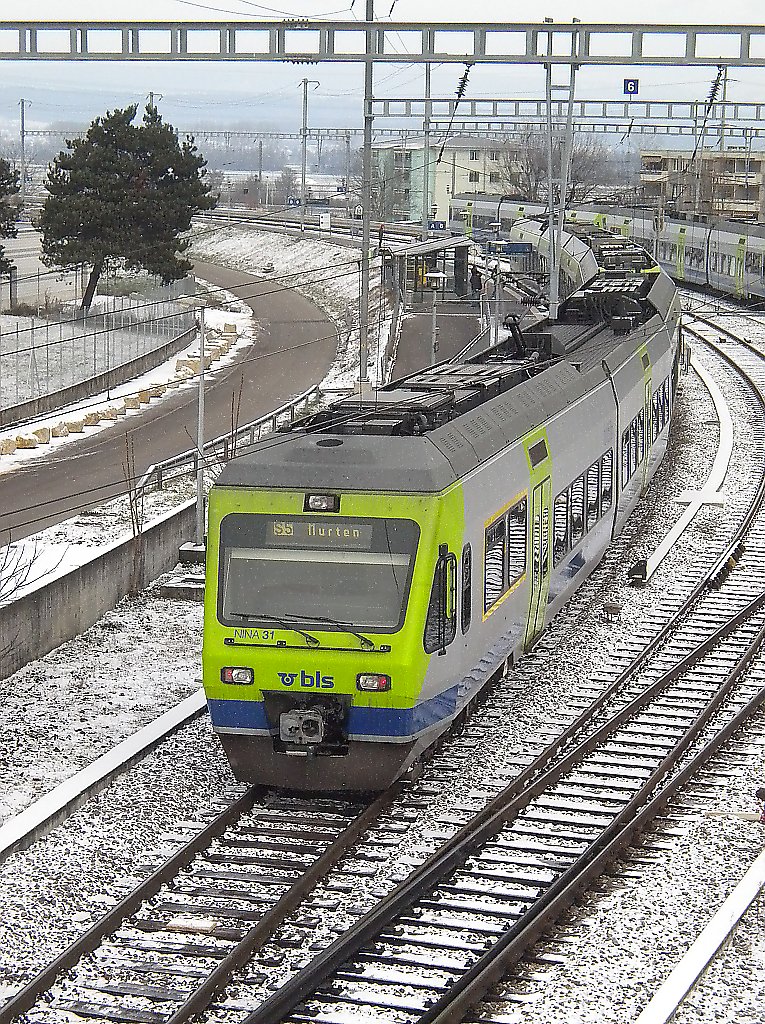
[652,391,661,442]
[630,419,640,476]
[601,450,614,513]
[571,476,585,544]
[484,518,506,612]
[553,490,570,567]
[461,544,472,635]
[621,428,630,489]
[507,497,527,587]
[586,463,600,532]
[423,551,457,654]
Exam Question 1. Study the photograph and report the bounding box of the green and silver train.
[202,222,681,791]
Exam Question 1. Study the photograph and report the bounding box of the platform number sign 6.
[624,79,639,96]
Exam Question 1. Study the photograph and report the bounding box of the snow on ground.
[0,581,204,823]
[4,238,763,1013]
[191,221,390,388]
[0,290,253,477]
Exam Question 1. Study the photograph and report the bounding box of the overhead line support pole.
[359,0,374,387]
[422,60,431,240]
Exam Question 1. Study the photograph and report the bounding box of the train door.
[524,477,552,651]
[735,236,747,298]
[640,348,653,492]
[676,226,686,280]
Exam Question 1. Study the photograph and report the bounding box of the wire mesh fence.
[0,281,196,413]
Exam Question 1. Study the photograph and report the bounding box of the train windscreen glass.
[218,514,419,631]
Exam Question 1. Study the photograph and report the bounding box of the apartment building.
[640,148,765,222]
[371,136,507,223]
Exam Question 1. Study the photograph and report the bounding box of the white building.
[371,136,508,223]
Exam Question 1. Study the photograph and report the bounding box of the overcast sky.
[1,3,764,139]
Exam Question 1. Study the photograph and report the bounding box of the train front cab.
[202,484,466,791]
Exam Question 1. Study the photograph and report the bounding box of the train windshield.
[218,513,420,632]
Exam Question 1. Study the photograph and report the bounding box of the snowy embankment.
[191,221,389,389]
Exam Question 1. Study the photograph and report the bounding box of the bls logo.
[277,670,334,689]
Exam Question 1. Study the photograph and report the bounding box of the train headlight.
[356,673,391,692]
[304,494,340,512]
[221,667,254,685]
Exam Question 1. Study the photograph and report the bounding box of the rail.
[634,846,765,1024]
[135,382,323,498]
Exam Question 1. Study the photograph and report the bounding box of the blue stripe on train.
[207,685,459,739]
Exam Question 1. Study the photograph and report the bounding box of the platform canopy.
[383,236,474,257]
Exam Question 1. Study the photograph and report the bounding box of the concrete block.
[208,346,221,361]
[0,437,17,455]
[137,390,151,404]
[179,541,206,564]
[67,419,85,433]
[51,423,69,438]
[149,385,167,399]
[32,427,51,444]
[83,411,101,426]
[223,322,237,336]
[15,434,37,449]
[101,407,119,421]
[165,378,180,389]
[123,396,140,411]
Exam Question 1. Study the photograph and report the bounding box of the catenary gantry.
[0,21,764,66]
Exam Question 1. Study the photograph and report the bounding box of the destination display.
[264,518,374,551]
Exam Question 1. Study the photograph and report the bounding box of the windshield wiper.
[299,613,376,651]
[229,612,320,647]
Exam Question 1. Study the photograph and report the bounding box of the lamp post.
[426,270,447,366]
[195,305,206,547]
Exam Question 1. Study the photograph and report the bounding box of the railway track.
[196,209,422,246]
[5,317,765,1024]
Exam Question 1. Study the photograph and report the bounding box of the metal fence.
[0,285,196,413]
[136,383,324,500]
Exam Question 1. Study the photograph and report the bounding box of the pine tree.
[0,157,20,277]
[39,104,217,311]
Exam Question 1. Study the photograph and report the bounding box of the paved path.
[0,260,338,544]
[393,300,481,380]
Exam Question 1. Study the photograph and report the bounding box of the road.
[0,260,338,544]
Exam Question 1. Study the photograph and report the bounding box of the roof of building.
[372,135,507,152]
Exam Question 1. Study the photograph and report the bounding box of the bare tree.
[0,537,68,608]
[500,130,620,205]
[122,433,145,596]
